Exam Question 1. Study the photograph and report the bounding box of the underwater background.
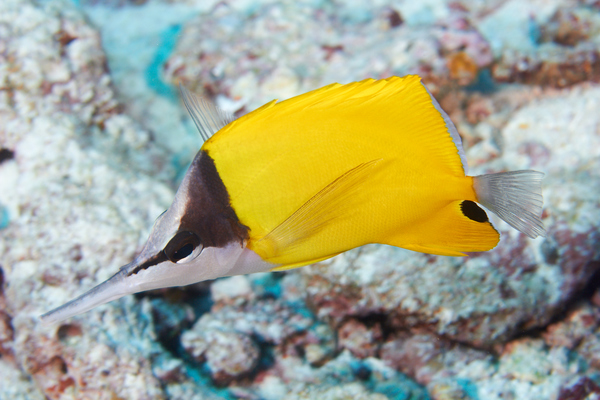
[0,0,600,399]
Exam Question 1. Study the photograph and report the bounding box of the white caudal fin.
[473,171,546,239]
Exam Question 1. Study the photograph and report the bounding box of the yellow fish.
[41,75,545,324]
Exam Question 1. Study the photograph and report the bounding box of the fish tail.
[473,171,546,239]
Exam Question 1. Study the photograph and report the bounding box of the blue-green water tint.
[249,272,283,299]
[145,24,181,99]
[0,205,9,229]
[528,16,542,45]
[183,363,236,400]
[456,378,479,399]
[256,343,275,371]
[347,358,430,400]
[465,69,497,94]
[186,289,213,318]
[350,359,372,380]
[170,341,235,399]
[590,373,600,386]
[148,294,233,400]
[372,380,430,400]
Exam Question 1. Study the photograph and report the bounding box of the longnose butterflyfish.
[41,75,546,324]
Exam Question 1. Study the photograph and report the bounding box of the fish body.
[41,75,545,324]
[206,76,492,264]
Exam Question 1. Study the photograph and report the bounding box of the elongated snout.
[40,265,132,325]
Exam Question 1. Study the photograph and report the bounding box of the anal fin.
[389,200,500,257]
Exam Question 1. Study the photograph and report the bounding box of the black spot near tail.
[460,200,488,223]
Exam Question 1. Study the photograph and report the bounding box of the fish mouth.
[39,263,134,326]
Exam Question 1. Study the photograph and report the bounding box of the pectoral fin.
[252,159,381,268]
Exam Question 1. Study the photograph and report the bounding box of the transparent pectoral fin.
[255,159,380,267]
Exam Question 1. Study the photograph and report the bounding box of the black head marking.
[460,200,489,223]
[179,151,249,247]
[128,252,168,276]
[127,151,248,277]
[127,231,203,277]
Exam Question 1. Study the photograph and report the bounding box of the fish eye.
[164,231,203,264]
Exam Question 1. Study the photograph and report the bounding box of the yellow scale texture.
[203,75,499,268]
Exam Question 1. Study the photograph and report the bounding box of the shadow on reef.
[509,262,600,344]
[133,273,431,399]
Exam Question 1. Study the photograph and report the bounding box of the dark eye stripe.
[127,252,168,276]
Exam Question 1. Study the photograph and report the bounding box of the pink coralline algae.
[558,376,600,400]
[492,6,600,87]
[163,2,494,114]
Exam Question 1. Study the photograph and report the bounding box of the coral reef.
[163,1,494,113]
[0,0,177,398]
[490,4,600,87]
[1,0,599,399]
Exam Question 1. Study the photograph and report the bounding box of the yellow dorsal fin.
[252,159,381,267]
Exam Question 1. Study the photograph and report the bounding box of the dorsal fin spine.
[180,84,234,141]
